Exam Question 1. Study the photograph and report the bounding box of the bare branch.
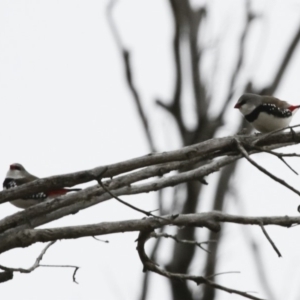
[235,137,300,197]
[150,232,215,253]
[259,223,281,257]
[136,230,265,300]
[2,211,300,254]
[98,180,170,221]
[40,265,80,284]
[253,145,299,175]
[0,241,56,273]
[1,154,240,234]
[1,130,300,235]
[253,124,300,145]
[205,271,241,279]
[264,23,300,95]
[92,236,109,243]
[0,271,13,283]
[218,0,255,120]
[156,0,186,138]
[0,130,299,207]
[106,0,155,152]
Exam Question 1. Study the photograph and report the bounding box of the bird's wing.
[3,177,34,189]
[3,177,47,200]
[261,96,290,109]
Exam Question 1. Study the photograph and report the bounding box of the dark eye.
[10,165,20,171]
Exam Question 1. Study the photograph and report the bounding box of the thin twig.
[205,271,241,279]
[106,0,155,152]
[40,264,80,284]
[253,124,300,145]
[3,212,300,255]
[151,232,215,253]
[259,223,282,257]
[98,180,170,221]
[0,241,56,273]
[203,278,266,300]
[252,145,299,175]
[136,230,265,300]
[92,236,109,243]
[0,241,80,283]
[1,130,299,207]
[252,146,300,157]
[235,137,300,197]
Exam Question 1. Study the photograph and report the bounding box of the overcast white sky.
[1,1,300,300]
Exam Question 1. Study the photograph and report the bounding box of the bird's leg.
[289,126,300,142]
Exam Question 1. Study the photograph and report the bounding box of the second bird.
[3,163,81,209]
[234,93,300,133]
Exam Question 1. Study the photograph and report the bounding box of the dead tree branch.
[150,232,215,253]
[106,0,156,152]
[137,230,265,300]
[1,212,300,254]
[235,137,300,197]
[259,223,281,257]
[0,129,298,206]
[0,241,56,273]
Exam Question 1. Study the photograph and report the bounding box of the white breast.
[10,199,41,209]
[252,112,293,133]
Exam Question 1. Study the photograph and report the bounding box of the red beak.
[234,103,240,109]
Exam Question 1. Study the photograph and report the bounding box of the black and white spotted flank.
[245,103,292,123]
[3,178,47,200]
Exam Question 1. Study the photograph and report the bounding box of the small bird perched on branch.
[3,163,81,209]
[234,93,300,132]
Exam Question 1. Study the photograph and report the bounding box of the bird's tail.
[66,188,81,192]
[48,188,81,197]
[289,105,300,112]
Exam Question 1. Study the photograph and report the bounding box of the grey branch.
[136,230,265,300]
[39,264,80,284]
[0,241,56,273]
[259,223,282,257]
[2,212,300,254]
[0,131,300,236]
[0,130,299,206]
[106,0,156,152]
[235,137,300,197]
[150,232,215,253]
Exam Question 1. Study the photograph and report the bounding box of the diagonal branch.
[0,241,56,273]
[259,223,281,257]
[98,180,171,221]
[2,211,300,254]
[156,0,186,138]
[106,0,155,152]
[151,232,214,253]
[40,265,80,284]
[1,130,300,234]
[0,129,299,206]
[235,137,300,198]
[252,145,299,175]
[264,23,300,95]
[136,230,265,300]
[218,0,255,122]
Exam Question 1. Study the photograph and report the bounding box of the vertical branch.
[187,5,208,128]
[106,1,300,300]
[218,0,255,118]
[156,0,187,139]
[107,0,156,152]
[202,163,237,300]
[260,23,300,95]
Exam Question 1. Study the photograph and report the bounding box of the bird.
[3,163,81,209]
[234,93,300,133]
